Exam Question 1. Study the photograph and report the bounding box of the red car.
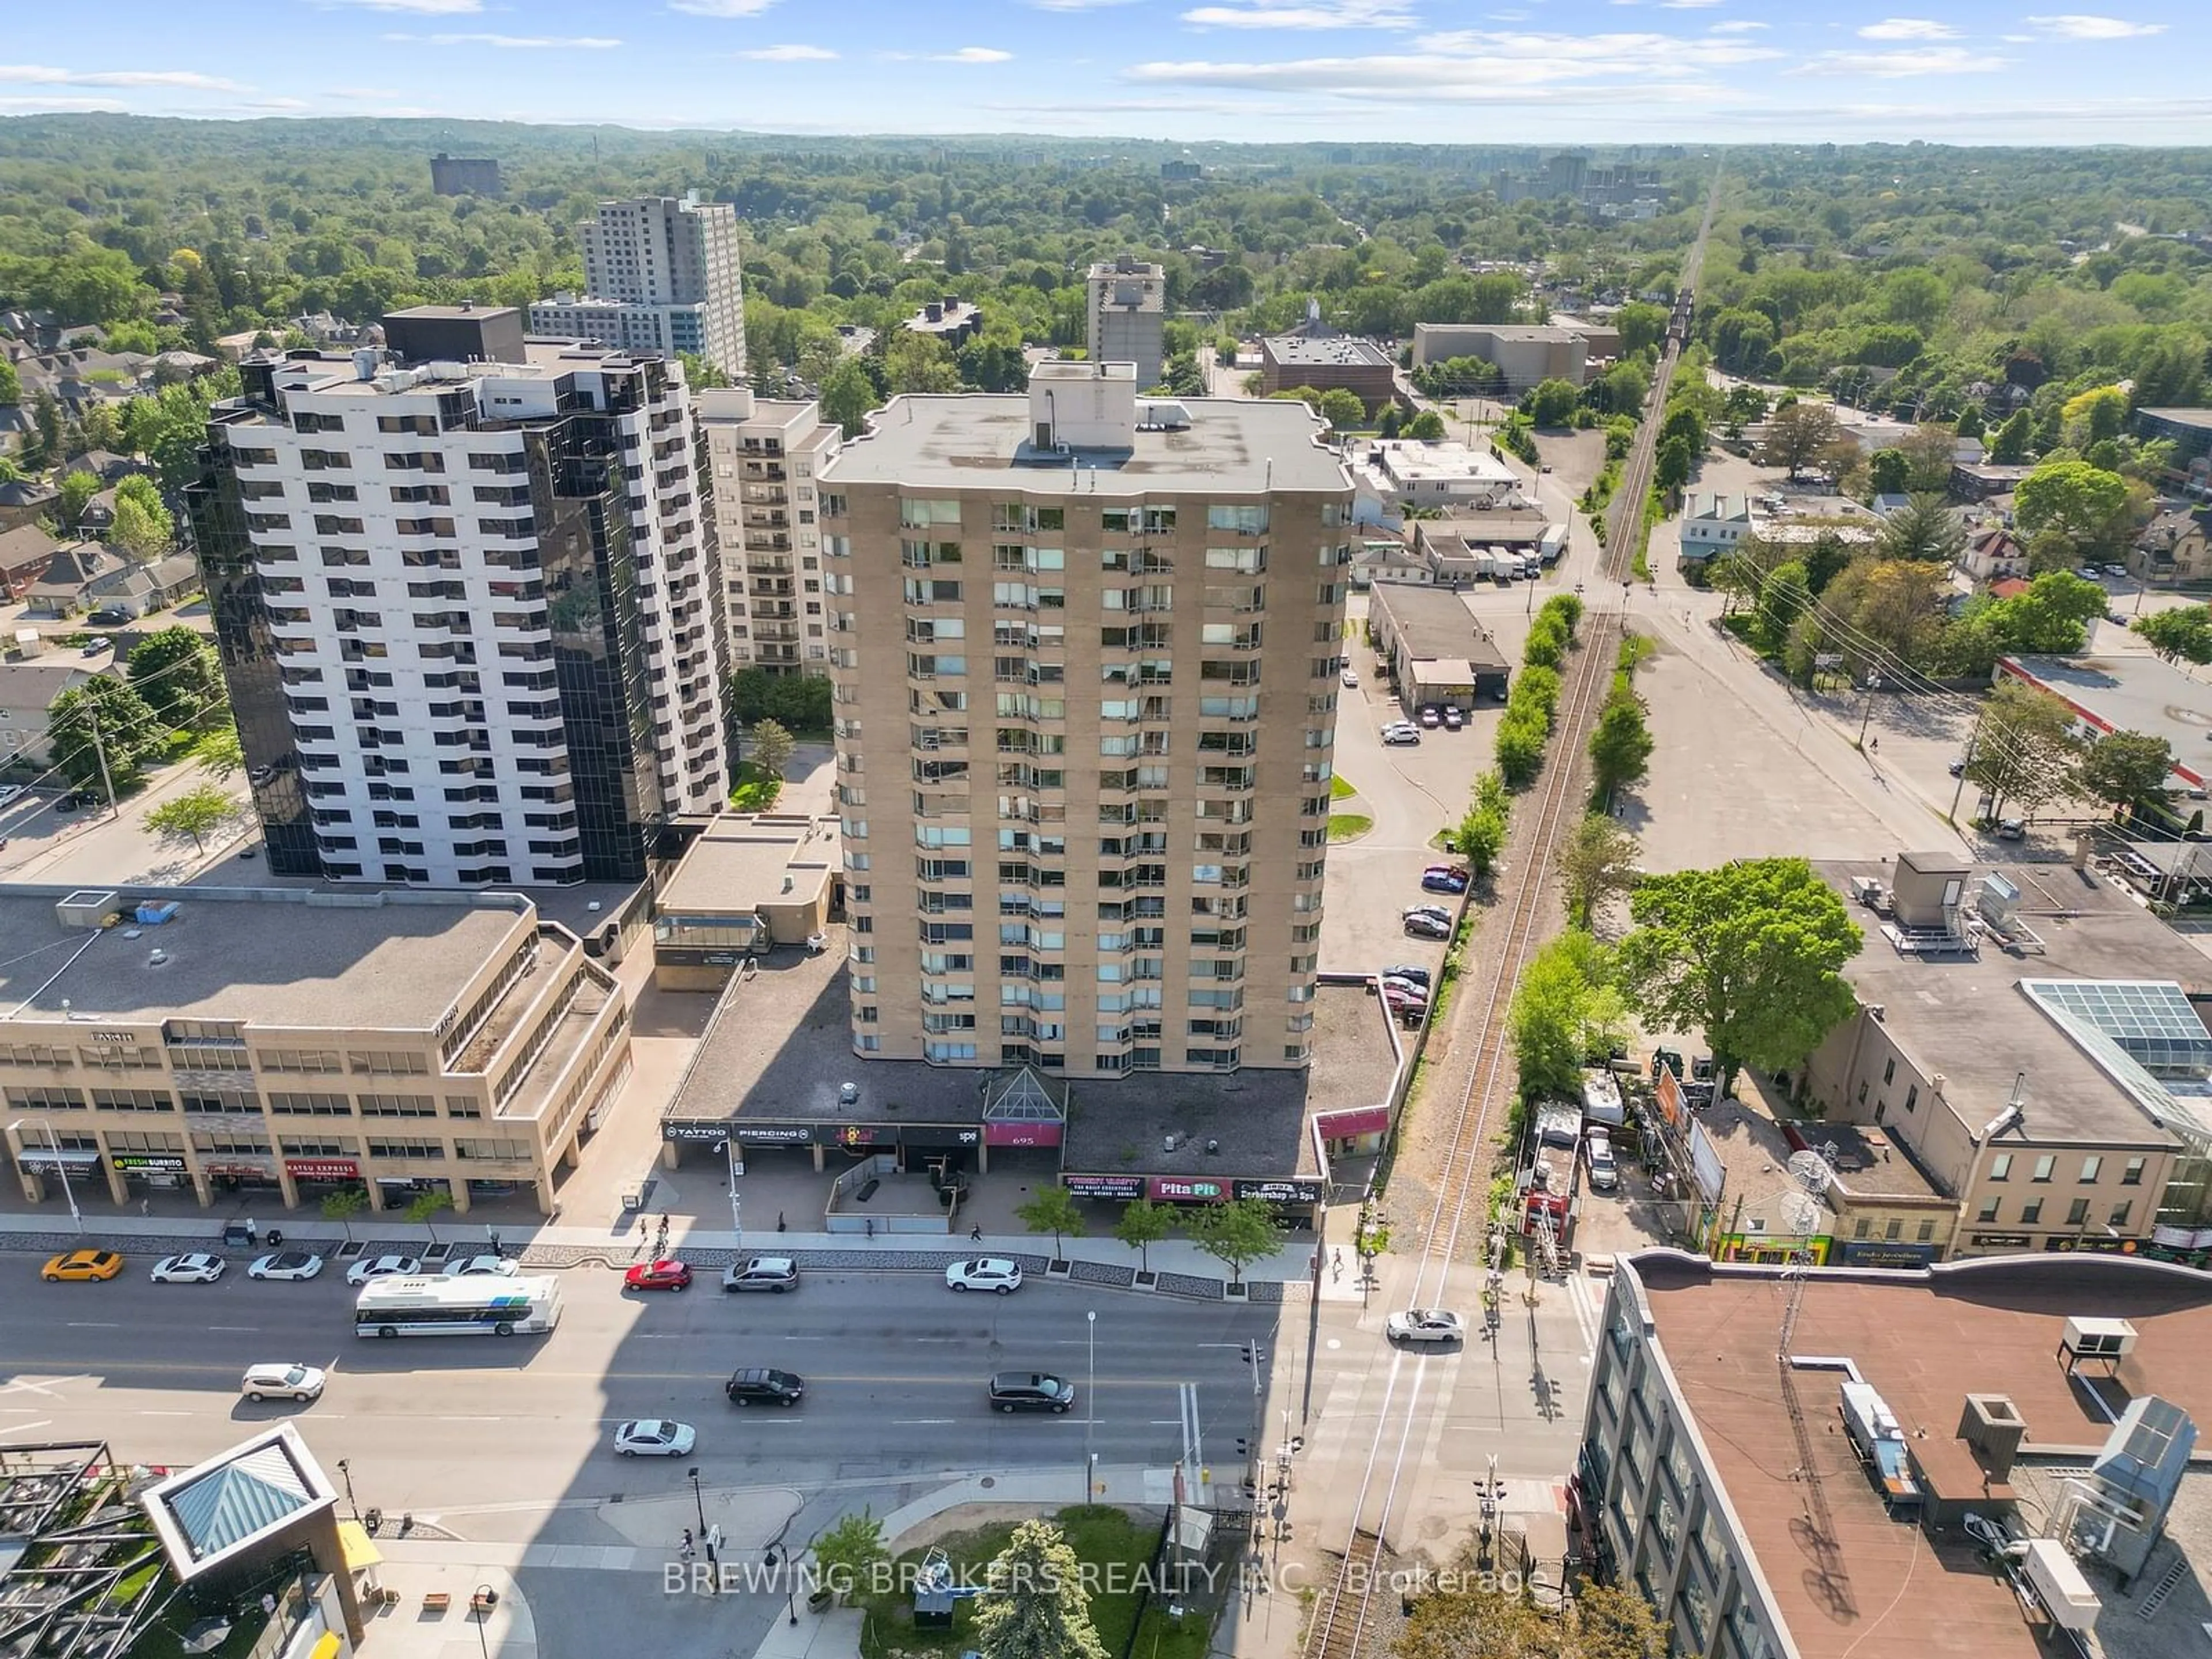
[624,1258,692,1291]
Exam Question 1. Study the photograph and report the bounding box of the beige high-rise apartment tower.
[819,362,1354,1075]
[1085,256,1166,391]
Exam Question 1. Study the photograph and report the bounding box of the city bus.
[353,1274,562,1338]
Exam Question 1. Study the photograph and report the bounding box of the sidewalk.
[0,1210,1321,1290]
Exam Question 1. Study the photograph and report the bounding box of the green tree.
[1526,377,1580,427]
[1615,301,1669,357]
[0,358,20,405]
[108,494,170,560]
[1187,1196,1283,1288]
[56,469,102,532]
[1113,1198,1172,1275]
[1558,812,1641,929]
[1617,858,1863,1092]
[2076,730,2176,816]
[884,331,960,395]
[1753,559,1811,654]
[1318,387,1366,431]
[405,1188,454,1247]
[196,723,245,779]
[748,717,796,784]
[2014,459,2131,558]
[1868,448,1910,496]
[819,356,878,438]
[1403,409,1447,440]
[1510,930,1628,1106]
[2130,604,2212,665]
[128,627,225,730]
[1874,493,1965,565]
[143,783,241,855]
[1396,1578,1553,1659]
[1981,571,2108,654]
[1573,1582,1669,1659]
[1963,679,2086,819]
[1017,1183,1085,1264]
[1588,685,1654,804]
[321,1187,369,1247]
[1450,797,1509,880]
[47,676,164,798]
[2061,384,2130,447]
[810,1509,890,1605]
[1758,401,1842,479]
[1654,432,1694,495]
[1988,407,2033,464]
[973,1520,1110,1659]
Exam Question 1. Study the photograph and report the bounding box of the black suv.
[987,1372,1075,1414]
[725,1367,805,1407]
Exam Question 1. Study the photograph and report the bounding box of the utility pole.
[84,702,119,820]
[1948,729,1979,823]
[1856,670,1884,749]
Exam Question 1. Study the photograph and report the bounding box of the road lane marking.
[66,1323,122,1330]
[138,1410,192,1416]
[209,1326,260,1334]
[893,1419,955,1425]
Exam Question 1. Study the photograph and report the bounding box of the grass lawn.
[1330,774,1357,800]
[857,1506,1203,1659]
[730,760,785,813]
[1327,813,1373,842]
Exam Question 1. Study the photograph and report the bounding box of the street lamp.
[687,1466,707,1538]
[717,1139,742,1241]
[12,1118,82,1234]
[1857,670,1884,749]
[1084,1310,1096,1501]
[335,1459,359,1524]
[470,1585,494,1659]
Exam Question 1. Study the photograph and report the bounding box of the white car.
[1585,1131,1619,1192]
[150,1252,226,1284]
[1340,666,1358,688]
[0,783,24,807]
[347,1253,424,1286]
[945,1257,1024,1294]
[1385,1308,1467,1345]
[248,1251,324,1281]
[443,1253,521,1278]
[242,1362,326,1403]
[613,1419,696,1457]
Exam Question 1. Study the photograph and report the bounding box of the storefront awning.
[336,1521,382,1573]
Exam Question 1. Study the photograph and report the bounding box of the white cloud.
[388,31,623,46]
[0,64,248,89]
[0,93,128,110]
[937,45,1013,60]
[322,0,482,13]
[669,0,779,15]
[1181,0,1417,26]
[2024,13,2166,37]
[326,85,403,97]
[1710,18,1766,29]
[1798,45,2009,74]
[735,43,836,59]
[1856,17,1959,37]
[1659,0,1724,9]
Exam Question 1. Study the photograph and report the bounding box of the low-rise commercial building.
[1259,335,1396,412]
[1804,851,2212,1261]
[1353,439,1522,525]
[1409,509,1560,585]
[652,813,840,990]
[1676,494,1755,565]
[2135,406,2212,466]
[1995,654,2210,793]
[1366,580,1510,705]
[1410,324,1588,392]
[1581,1249,2212,1659]
[0,884,631,1215]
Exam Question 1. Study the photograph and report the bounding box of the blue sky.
[0,2,2200,143]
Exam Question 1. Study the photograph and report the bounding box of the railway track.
[1297,168,1724,1659]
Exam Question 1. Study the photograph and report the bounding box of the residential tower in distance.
[187,306,728,888]
[1086,256,1166,392]
[818,361,1354,1075]
[697,388,842,678]
[530,195,746,381]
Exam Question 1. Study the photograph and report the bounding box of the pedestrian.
[140,1198,150,1218]
[864,1217,874,1239]
[969,1225,983,1242]
[681,1528,694,1559]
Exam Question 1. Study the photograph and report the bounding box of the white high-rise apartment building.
[190,309,729,888]
[531,195,746,380]
[1086,256,1166,391]
[697,389,842,677]
[819,362,1355,1075]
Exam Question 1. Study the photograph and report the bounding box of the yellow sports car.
[42,1249,124,1282]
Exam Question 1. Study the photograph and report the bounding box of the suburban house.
[24,541,128,618]
[0,478,59,534]
[0,524,60,600]
[1959,528,2028,584]
[0,658,95,769]
[1676,493,1756,565]
[84,551,199,619]
[2134,504,2212,585]
[1351,536,1429,588]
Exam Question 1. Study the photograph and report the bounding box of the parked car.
[1404,914,1452,940]
[42,1249,124,1283]
[248,1251,324,1281]
[946,1258,1023,1294]
[1381,964,1432,988]
[1417,704,1442,729]
[1402,902,1451,922]
[1994,819,2027,841]
[1585,1131,1619,1192]
[1380,974,1429,1000]
[442,1254,520,1278]
[87,607,132,627]
[1385,1309,1465,1345]
[1381,724,1421,747]
[725,1367,806,1407]
[150,1253,226,1284]
[346,1253,423,1286]
[1948,757,1966,777]
[624,1257,692,1291]
[1441,706,1465,731]
[1421,869,1469,894]
[242,1363,325,1404]
[722,1256,800,1293]
[0,783,25,808]
[613,1419,696,1457]
[988,1372,1075,1414]
[1382,985,1429,1015]
[1340,666,1358,687]
[81,638,112,658]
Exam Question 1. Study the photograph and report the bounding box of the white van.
[242,1363,325,1403]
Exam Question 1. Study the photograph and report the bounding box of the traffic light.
[1234,1437,1251,1457]
[1241,1343,1264,1365]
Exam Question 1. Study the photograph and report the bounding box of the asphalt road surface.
[0,1265,1281,1512]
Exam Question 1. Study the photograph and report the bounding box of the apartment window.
[267,1092,351,1116]
[1885,1218,1903,1240]
[1904,1084,1919,1113]
[1916,1219,1936,1243]
[1976,1198,2001,1223]
[2066,1198,2090,1227]
[1882,1057,1896,1085]
[2109,1201,2133,1229]
[2032,1155,2055,1183]
[2122,1157,2145,1186]
[2020,1200,2043,1225]
[2079,1156,2102,1184]
[1988,1154,2012,1181]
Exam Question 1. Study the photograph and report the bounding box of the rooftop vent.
[2061,1315,2137,1370]
[1959,1393,2027,1481]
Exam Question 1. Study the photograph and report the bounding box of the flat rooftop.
[2001,655,2212,787]
[1633,1252,2212,1659]
[384,303,521,323]
[1264,336,1393,369]
[821,393,1349,495]
[659,814,838,915]
[1368,580,1510,666]
[1819,858,2209,1147]
[2138,407,2212,431]
[0,885,530,1032]
[1702,1088,1945,1221]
